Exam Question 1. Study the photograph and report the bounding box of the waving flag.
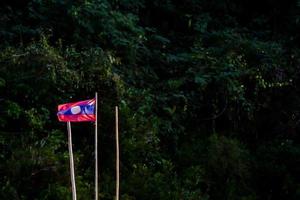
[57,98,96,122]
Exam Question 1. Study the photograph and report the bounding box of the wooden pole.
[115,106,120,200]
[95,92,99,200]
[67,121,77,200]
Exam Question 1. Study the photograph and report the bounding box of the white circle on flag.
[71,106,81,114]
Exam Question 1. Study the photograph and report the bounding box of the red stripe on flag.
[58,99,95,112]
[57,114,96,122]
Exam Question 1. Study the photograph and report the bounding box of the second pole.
[95,92,99,200]
[115,106,119,200]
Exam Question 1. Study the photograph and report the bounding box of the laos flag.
[57,99,96,122]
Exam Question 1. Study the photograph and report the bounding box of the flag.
[57,98,96,122]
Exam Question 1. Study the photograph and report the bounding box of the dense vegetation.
[0,0,300,199]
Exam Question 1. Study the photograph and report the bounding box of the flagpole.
[67,121,77,200]
[95,92,99,200]
[115,106,120,200]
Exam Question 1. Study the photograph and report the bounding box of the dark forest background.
[0,0,300,199]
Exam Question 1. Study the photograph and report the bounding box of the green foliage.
[1,0,300,199]
[206,135,252,199]
[6,101,22,119]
